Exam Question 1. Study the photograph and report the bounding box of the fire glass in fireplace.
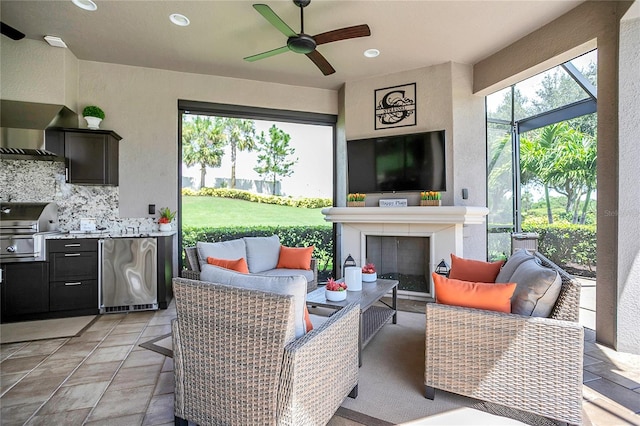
[365,236,430,293]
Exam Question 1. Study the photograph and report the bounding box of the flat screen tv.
[347,130,446,194]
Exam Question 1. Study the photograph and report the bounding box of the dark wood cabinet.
[156,235,174,309]
[0,262,49,322]
[48,239,99,315]
[45,128,122,185]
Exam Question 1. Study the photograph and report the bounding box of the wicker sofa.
[424,251,584,425]
[183,236,318,293]
[173,276,359,425]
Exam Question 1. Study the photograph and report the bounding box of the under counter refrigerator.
[99,238,158,313]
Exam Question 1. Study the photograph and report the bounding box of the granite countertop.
[45,230,177,239]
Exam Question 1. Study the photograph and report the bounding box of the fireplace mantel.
[321,206,489,225]
[322,206,490,299]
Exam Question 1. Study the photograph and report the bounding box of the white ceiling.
[0,0,583,90]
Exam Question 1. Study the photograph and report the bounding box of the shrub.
[522,222,596,272]
[181,187,332,209]
[82,105,105,119]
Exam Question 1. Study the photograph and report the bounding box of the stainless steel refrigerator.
[99,238,158,313]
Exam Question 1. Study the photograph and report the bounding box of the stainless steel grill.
[0,202,59,262]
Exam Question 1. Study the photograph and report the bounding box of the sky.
[182,118,333,198]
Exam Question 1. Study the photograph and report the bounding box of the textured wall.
[0,38,78,108]
[77,60,337,219]
[343,62,487,260]
[617,11,640,354]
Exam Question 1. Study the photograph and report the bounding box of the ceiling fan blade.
[253,4,297,38]
[244,45,290,62]
[305,50,336,76]
[313,24,370,46]
[1,22,26,40]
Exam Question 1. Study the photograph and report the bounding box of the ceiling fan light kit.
[245,0,371,76]
[0,21,25,40]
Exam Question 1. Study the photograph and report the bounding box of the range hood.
[0,100,78,160]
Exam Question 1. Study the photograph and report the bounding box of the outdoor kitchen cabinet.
[45,128,122,185]
[48,239,99,315]
[0,262,49,322]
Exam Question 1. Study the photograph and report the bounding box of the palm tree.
[182,116,226,189]
[520,124,564,223]
[223,118,256,188]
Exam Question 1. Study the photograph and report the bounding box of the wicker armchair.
[173,277,359,426]
[425,252,584,425]
[183,246,318,293]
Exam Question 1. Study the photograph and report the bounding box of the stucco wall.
[77,61,337,219]
[343,62,487,260]
[617,11,640,354]
[0,39,78,109]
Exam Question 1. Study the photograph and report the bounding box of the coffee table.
[306,278,398,365]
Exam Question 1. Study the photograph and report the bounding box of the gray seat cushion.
[244,235,281,273]
[196,239,246,269]
[200,264,307,338]
[259,268,314,283]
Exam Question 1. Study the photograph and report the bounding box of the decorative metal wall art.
[374,83,416,130]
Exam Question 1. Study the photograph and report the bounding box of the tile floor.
[2,295,639,425]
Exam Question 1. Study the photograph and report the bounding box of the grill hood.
[1,100,78,157]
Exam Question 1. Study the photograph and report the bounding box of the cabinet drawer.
[50,279,98,311]
[50,251,98,281]
[48,239,98,253]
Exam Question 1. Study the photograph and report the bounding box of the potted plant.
[347,193,366,207]
[325,277,347,301]
[420,191,441,206]
[362,263,377,282]
[82,105,105,130]
[158,207,176,231]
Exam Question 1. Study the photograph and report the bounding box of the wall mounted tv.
[347,130,446,194]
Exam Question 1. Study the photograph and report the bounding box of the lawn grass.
[182,196,331,227]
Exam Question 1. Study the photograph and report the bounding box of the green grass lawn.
[182,196,330,227]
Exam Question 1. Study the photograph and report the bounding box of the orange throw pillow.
[304,305,313,333]
[432,273,516,313]
[448,253,504,283]
[276,245,314,270]
[206,257,249,274]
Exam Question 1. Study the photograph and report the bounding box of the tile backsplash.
[1,158,159,232]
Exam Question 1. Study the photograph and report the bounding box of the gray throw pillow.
[509,259,562,317]
[196,239,246,269]
[496,249,535,283]
[244,235,281,273]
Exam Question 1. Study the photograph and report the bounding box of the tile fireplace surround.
[322,206,489,299]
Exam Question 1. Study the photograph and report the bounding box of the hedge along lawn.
[182,196,331,227]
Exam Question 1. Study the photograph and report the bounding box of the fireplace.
[366,236,431,293]
[322,205,489,299]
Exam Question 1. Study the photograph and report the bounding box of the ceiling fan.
[244,0,371,76]
[1,22,25,40]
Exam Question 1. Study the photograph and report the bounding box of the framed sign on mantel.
[374,83,416,130]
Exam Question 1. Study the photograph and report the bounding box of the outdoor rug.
[140,311,560,425]
[0,315,98,344]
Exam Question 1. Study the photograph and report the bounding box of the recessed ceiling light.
[44,35,68,48]
[364,49,380,58]
[71,0,97,11]
[170,13,190,27]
